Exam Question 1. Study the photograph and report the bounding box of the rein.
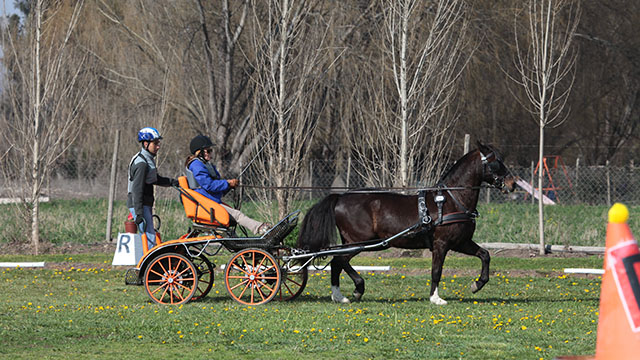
[238,184,497,192]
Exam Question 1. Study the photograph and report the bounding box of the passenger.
[185,135,271,235]
[127,127,179,250]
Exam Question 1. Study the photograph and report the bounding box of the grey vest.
[127,149,158,193]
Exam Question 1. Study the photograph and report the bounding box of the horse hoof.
[331,294,351,304]
[471,282,478,293]
[430,295,448,305]
[353,292,362,301]
[471,281,485,293]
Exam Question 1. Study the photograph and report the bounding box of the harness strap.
[417,190,431,226]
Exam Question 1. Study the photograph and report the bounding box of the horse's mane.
[437,149,477,184]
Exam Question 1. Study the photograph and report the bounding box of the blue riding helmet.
[137,127,163,142]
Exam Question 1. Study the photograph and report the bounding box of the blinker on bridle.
[480,151,505,189]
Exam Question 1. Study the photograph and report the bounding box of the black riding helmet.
[190,135,214,155]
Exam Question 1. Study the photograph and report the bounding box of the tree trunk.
[31,0,43,255]
[537,123,545,255]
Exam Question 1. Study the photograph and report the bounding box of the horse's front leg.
[453,240,490,293]
[330,257,350,304]
[430,244,448,305]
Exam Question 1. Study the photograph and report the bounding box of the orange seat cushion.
[178,176,230,227]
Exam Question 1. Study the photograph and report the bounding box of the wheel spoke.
[256,264,276,277]
[229,279,250,291]
[147,278,168,284]
[231,262,249,275]
[150,282,169,295]
[149,268,165,278]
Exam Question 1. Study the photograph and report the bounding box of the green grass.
[0,253,602,359]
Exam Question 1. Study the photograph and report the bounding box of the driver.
[185,135,271,235]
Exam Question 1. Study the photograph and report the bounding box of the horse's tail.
[297,194,340,252]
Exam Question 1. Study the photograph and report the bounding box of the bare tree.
[510,0,580,254]
[346,0,470,189]
[96,0,255,174]
[247,0,333,219]
[0,0,94,254]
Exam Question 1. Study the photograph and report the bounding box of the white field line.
[0,262,45,268]
[564,268,604,275]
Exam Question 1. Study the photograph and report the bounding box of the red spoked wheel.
[191,255,214,301]
[144,253,199,305]
[275,248,308,301]
[224,248,281,305]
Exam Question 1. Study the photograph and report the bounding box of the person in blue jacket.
[185,135,270,235]
[127,127,179,250]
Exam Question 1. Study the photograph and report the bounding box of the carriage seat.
[177,176,232,228]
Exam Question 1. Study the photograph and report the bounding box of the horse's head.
[477,141,515,193]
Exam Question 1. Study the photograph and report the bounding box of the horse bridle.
[480,150,508,190]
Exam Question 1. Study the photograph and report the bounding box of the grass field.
[0,252,603,359]
[1,198,631,358]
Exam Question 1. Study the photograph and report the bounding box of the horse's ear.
[476,140,486,151]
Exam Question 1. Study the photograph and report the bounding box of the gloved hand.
[171,178,179,187]
[135,216,144,226]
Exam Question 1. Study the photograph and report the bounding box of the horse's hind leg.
[454,240,490,293]
[341,257,365,301]
[330,257,350,304]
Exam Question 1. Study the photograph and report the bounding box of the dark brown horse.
[297,142,516,304]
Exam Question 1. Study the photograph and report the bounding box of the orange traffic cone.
[593,203,640,359]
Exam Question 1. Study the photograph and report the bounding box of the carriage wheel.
[224,248,281,306]
[191,255,214,301]
[144,253,198,305]
[275,249,308,301]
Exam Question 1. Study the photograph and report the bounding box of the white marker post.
[112,233,143,266]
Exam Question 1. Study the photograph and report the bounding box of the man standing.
[127,127,178,250]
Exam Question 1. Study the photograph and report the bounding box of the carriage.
[124,176,309,306]
[125,142,515,306]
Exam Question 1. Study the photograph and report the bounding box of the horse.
[297,141,516,305]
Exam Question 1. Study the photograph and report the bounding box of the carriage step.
[124,268,142,285]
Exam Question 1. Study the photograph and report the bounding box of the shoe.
[257,223,272,236]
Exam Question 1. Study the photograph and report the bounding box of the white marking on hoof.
[353,292,362,302]
[331,286,350,304]
[471,282,479,293]
[430,287,447,305]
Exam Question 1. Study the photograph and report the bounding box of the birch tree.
[0,0,94,254]
[346,0,470,188]
[248,0,332,219]
[510,0,580,254]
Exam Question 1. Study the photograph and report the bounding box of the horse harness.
[416,149,507,232]
[418,187,479,231]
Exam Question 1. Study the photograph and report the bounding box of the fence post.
[463,134,470,154]
[575,157,580,203]
[530,160,535,204]
[106,129,120,242]
[606,160,611,207]
[346,155,351,189]
[309,161,313,200]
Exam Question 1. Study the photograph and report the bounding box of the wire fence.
[2,157,637,206]
[1,154,638,249]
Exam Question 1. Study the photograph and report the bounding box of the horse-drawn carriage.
[125,142,515,306]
